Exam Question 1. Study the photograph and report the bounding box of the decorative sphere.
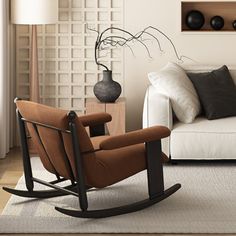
[185,10,205,30]
[232,20,236,30]
[210,16,224,30]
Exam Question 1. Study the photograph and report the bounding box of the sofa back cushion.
[187,65,236,120]
[148,62,201,123]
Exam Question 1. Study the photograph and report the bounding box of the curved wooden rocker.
[3,98,181,218]
[55,184,181,218]
[2,186,76,199]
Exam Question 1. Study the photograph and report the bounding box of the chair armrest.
[100,126,170,150]
[79,113,112,127]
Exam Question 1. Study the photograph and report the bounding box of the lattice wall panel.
[16,0,124,114]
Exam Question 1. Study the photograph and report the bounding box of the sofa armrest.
[142,85,173,157]
[143,85,173,130]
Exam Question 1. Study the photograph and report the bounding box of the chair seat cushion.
[83,143,168,188]
[90,135,110,151]
[171,116,236,159]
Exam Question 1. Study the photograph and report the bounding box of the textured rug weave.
[0,157,236,233]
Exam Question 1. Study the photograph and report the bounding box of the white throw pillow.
[148,62,201,123]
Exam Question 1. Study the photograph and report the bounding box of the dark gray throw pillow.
[187,65,236,120]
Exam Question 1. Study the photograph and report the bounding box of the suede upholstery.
[79,113,112,127]
[100,126,170,150]
[16,100,170,188]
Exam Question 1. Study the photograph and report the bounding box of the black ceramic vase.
[93,70,121,103]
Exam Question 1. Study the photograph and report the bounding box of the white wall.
[15,0,236,131]
[124,0,236,131]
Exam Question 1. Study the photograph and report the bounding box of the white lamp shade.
[11,0,58,25]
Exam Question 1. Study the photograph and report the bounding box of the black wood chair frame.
[3,99,181,218]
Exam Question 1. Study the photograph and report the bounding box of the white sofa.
[143,71,236,160]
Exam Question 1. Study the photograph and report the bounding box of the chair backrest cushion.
[16,100,93,180]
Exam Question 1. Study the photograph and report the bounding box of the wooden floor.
[0,148,235,236]
[0,148,23,215]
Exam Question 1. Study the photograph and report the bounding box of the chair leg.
[145,140,164,199]
[68,111,88,211]
[89,123,105,137]
[17,110,34,191]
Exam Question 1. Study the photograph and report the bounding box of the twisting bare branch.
[103,38,135,57]
[87,25,194,71]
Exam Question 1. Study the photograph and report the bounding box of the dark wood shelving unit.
[181,1,236,32]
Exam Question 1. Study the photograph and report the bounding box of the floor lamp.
[11,0,58,103]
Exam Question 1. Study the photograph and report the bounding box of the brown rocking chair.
[3,98,181,218]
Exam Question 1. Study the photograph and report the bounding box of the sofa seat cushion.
[171,116,236,159]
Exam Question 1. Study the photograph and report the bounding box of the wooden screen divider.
[16,0,124,115]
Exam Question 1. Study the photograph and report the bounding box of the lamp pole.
[30,25,39,102]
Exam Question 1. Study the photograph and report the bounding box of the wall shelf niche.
[181,1,236,32]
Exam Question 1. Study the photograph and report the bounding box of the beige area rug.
[0,157,236,233]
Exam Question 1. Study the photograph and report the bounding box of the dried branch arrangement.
[87,25,193,71]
